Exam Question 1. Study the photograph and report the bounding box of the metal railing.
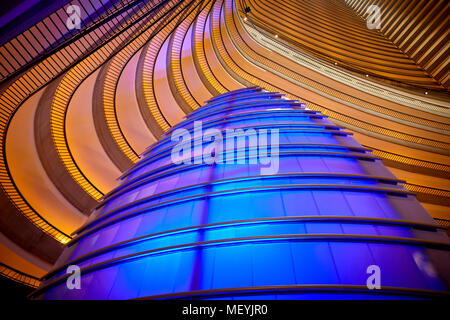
[0,262,40,288]
[0,0,160,85]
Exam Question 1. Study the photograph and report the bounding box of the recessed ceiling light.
[275,34,278,38]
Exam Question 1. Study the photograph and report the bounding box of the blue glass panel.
[369,244,428,289]
[282,190,318,216]
[83,267,119,299]
[312,191,353,216]
[290,242,340,285]
[212,244,253,289]
[138,252,183,297]
[330,242,375,285]
[252,243,296,286]
[107,259,149,299]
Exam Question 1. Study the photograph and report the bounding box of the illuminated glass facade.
[33,87,450,299]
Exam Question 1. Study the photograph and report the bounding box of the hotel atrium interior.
[0,0,449,300]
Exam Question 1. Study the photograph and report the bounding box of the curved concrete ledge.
[242,15,450,113]
[154,37,186,126]
[136,42,167,139]
[0,187,63,264]
[181,23,213,105]
[65,69,121,195]
[167,32,197,113]
[93,62,135,172]
[6,89,85,235]
[204,7,244,90]
[34,76,98,215]
[116,49,157,155]
[191,2,225,96]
